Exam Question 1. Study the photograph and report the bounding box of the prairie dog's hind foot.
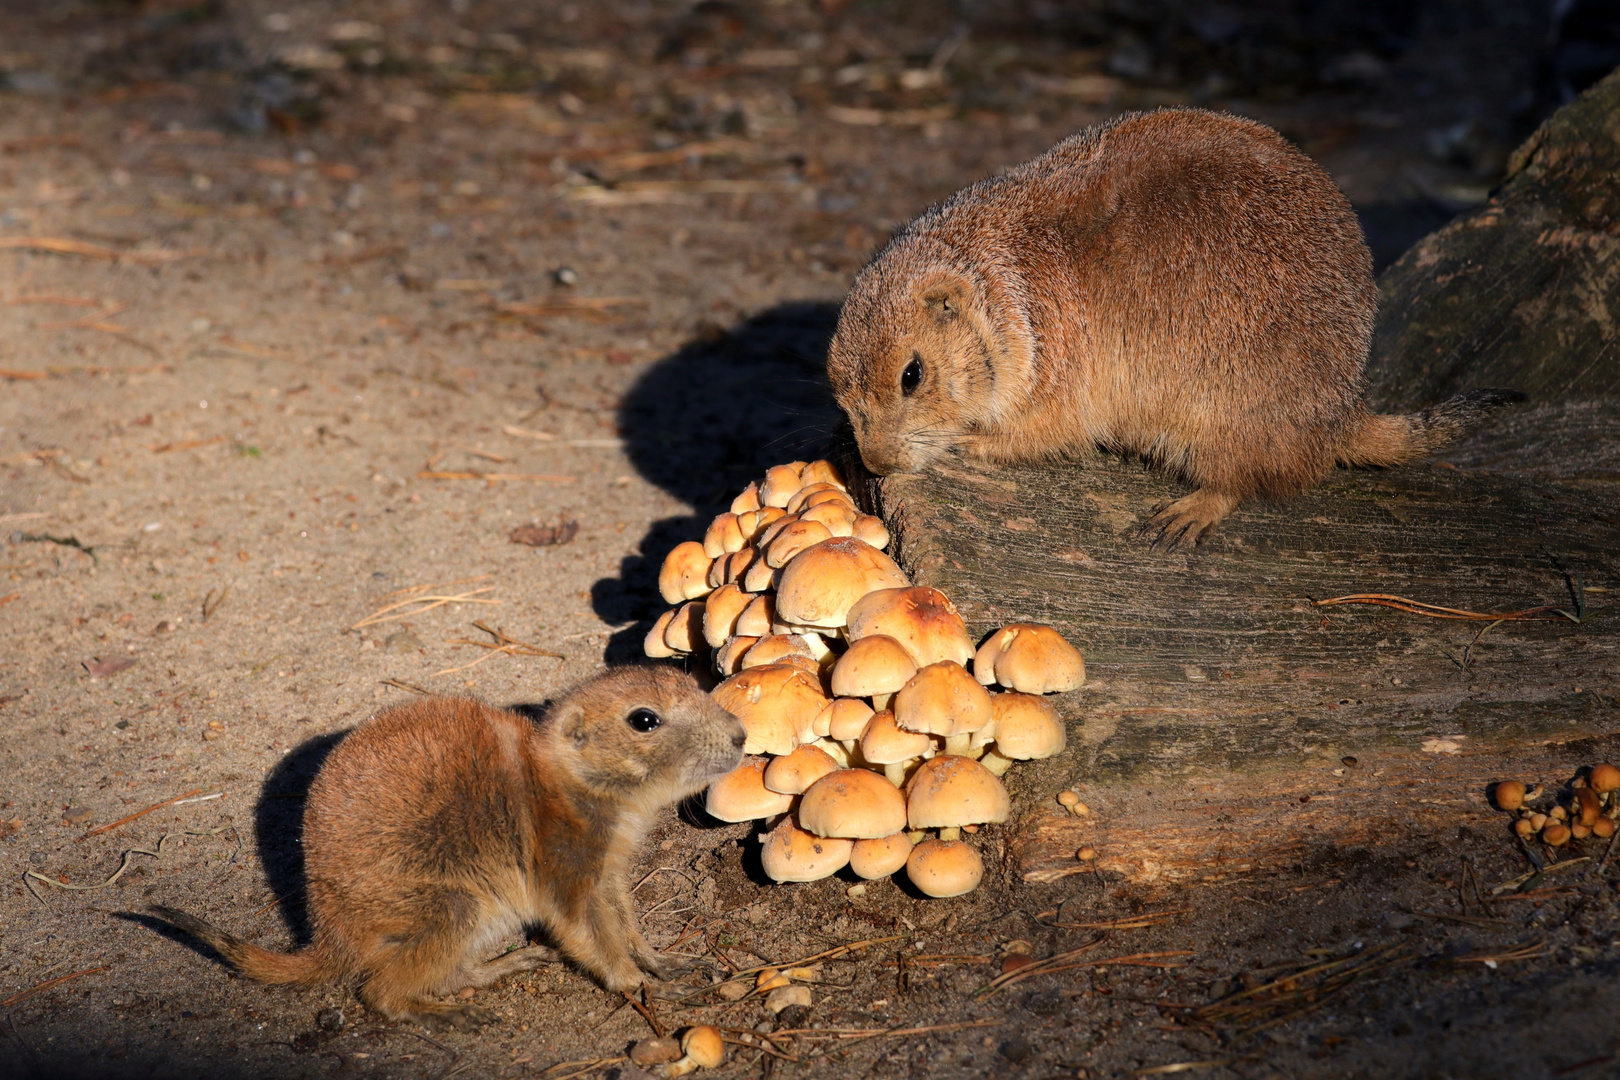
[1141,489,1239,550]
[379,998,501,1033]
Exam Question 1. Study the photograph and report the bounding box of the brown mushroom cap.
[760,816,853,881]
[819,697,877,742]
[714,635,759,676]
[735,593,776,638]
[852,515,890,550]
[708,547,755,589]
[702,583,754,648]
[974,624,1085,694]
[741,552,779,593]
[658,541,713,605]
[662,601,707,654]
[846,586,974,668]
[677,1025,726,1071]
[644,608,678,659]
[1590,763,1620,793]
[764,743,841,795]
[706,757,795,822]
[906,838,984,897]
[859,709,935,766]
[831,634,919,699]
[703,513,746,558]
[904,755,1011,830]
[775,537,910,630]
[731,482,763,515]
[766,519,835,568]
[849,832,914,880]
[799,500,858,537]
[785,481,845,514]
[799,459,847,490]
[799,768,908,839]
[711,663,828,756]
[987,692,1067,760]
[742,634,816,670]
[893,662,993,740]
[760,463,807,508]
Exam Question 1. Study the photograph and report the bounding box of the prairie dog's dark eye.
[626,708,662,733]
[900,356,923,395]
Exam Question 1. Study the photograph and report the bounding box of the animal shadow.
[254,730,347,944]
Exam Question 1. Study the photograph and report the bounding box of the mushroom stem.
[884,762,908,787]
[943,733,971,757]
[980,750,1013,777]
[938,825,961,842]
[870,693,893,712]
[906,829,926,844]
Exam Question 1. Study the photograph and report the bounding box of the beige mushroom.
[905,838,984,897]
[973,624,1085,694]
[708,547,756,589]
[764,743,841,795]
[711,663,828,756]
[703,513,747,558]
[799,499,858,537]
[1591,763,1620,794]
[735,594,776,638]
[742,634,817,670]
[760,815,853,882]
[978,692,1067,776]
[706,757,795,822]
[666,1025,725,1077]
[785,481,845,514]
[798,459,847,490]
[816,697,877,743]
[859,709,935,786]
[741,552,779,593]
[702,583,754,648]
[893,661,993,757]
[643,609,678,659]
[849,831,914,880]
[731,482,762,515]
[774,537,910,631]
[766,519,835,568]
[662,601,707,654]
[799,768,909,839]
[713,635,760,676]
[658,541,713,604]
[905,755,1011,841]
[830,634,918,708]
[846,586,974,668]
[852,515,890,549]
[760,463,807,508]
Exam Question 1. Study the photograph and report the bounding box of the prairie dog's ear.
[554,701,589,750]
[920,275,972,324]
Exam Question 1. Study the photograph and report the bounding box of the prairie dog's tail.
[149,905,329,986]
[1339,389,1527,467]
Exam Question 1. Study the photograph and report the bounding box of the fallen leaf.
[510,520,580,547]
[83,657,137,677]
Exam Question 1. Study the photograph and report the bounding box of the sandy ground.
[3,2,1619,1078]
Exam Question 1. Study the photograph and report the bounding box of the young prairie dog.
[827,108,1522,548]
[151,667,744,1030]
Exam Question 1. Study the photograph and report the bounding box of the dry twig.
[0,966,110,1009]
[1311,593,1579,622]
[77,788,205,841]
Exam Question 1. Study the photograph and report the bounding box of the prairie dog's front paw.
[1140,489,1238,551]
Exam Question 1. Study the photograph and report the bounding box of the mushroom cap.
[662,601,707,654]
[1590,763,1620,793]
[799,459,847,490]
[852,515,890,550]
[703,512,746,558]
[774,537,909,630]
[906,838,984,897]
[702,583,754,648]
[760,816,852,881]
[705,757,795,822]
[830,634,918,699]
[709,547,755,589]
[741,634,816,670]
[799,500,858,537]
[764,743,841,795]
[713,635,759,676]
[1491,780,1526,812]
[711,663,828,756]
[786,481,845,514]
[643,608,677,659]
[730,482,762,515]
[735,594,776,638]
[986,692,1067,760]
[849,832,914,880]
[846,586,974,668]
[766,519,835,568]
[680,1026,726,1069]
[904,755,1011,830]
[975,624,1085,694]
[893,661,993,738]
[658,541,713,605]
[741,552,779,593]
[819,697,876,742]
[799,768,908,839]
[859,709,934,766]
[760,463,806,508]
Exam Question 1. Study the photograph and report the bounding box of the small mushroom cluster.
[646,459,1085,897]
[1490,763,1620,848]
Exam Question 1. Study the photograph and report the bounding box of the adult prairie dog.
[827,108,1522,547]
[151,667,744,1030]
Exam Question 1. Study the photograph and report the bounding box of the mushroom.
[711,663,828,756]
[766,519,835,568]
[731,482,763,515]
[893,661,993,757]
[666,1025,725,1077]
[774,537,910,632]
[741,634,817,670]
[662,601,707,654]
[799,500,858,537]
[845,587,974,668]
[1594,817,1617,839]
[714,635,760,676]
[785,481,846,514]
[760,816,853,882]
[735,594,776,638]
[1055,790,1089,817]
[658,541,713,604]
[702,583,754,648]
[978,693,1066,776]
[703,513,746,558]
[1574,787,1603,828]
[1491,780,1527,812]
[859,709,936,786]
[818,697,877,743]
[798,768,909,839]
[741,551,779,593]
[644,608,678,659]
[798,458,847,490]
[760,463,807,508]
[1590,763,1620,794]
[905,838,984,897]
[1542,821,1572,846]
[904,755,1011,841]
[849,831,915,880]
[830,634,918,711]
[705,757,795,822]
[708,547,756,589]
[764,743,841,795]
[852,515,890,549]
[973,624,1085,694]
[765,984,812,1015]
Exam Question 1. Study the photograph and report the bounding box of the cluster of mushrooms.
[646,459,1084,898]
[1491,763,1620,848]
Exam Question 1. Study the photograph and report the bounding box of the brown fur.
[826,108,1523,547]
[151,667,744,1030]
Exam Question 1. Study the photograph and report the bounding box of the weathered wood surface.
[866,69,1620,885]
